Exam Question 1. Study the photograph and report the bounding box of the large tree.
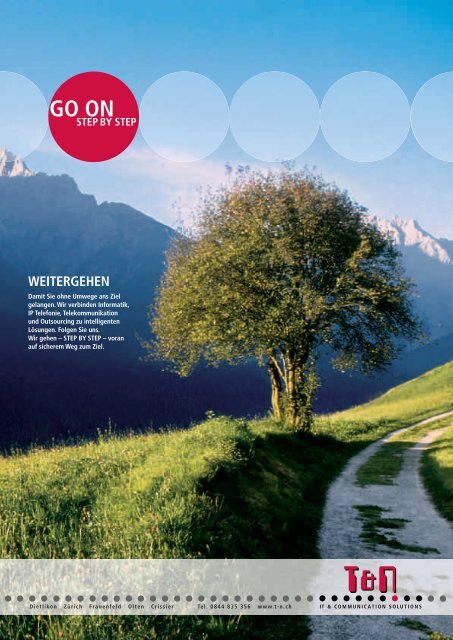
[149,168,422,431]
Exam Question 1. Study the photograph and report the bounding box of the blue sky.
[1,0,453,236]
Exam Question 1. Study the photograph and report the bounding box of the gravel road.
[310,411,453,640]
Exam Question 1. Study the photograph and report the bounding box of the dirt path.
[310,411,453,640]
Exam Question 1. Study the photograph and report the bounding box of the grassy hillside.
[1,362,452,639]
[329,361,453,427]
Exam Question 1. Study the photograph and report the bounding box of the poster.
[0,2,452,638]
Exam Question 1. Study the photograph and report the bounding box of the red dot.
[49,71,139,162]
[392,595,398,601]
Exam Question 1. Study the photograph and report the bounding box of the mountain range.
[374,216,453,340]
[0,149,451,446]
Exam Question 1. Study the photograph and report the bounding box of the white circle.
[411,72,453,162]
[229,71,319,162]
[140,71,229,162]
[321,71,410,162]
[0,71,48,157]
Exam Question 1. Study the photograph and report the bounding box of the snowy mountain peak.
[373,216,452,265]
[0,148,34,178]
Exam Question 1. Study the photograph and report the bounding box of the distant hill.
[0,150,451,444]
[0,152,268,445]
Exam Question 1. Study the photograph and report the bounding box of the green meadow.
[0,361,452,639]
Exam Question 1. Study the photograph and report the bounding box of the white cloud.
[108,145,231,227]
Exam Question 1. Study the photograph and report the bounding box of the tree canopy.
[150,168,422,431]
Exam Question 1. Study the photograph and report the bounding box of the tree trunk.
[267,359,283,421]
[285,363,302,431]
[284,357,316,432]
[267,350,317,431]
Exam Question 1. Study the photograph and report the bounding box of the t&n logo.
[344,565,397,593]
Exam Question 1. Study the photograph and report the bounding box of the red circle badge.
[49,71,139,162]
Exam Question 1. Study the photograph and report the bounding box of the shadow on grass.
[422,437,453,524]
[195,429,368,559]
